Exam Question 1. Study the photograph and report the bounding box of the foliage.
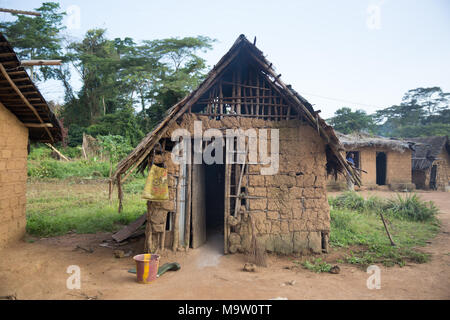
[329,194,440,268]
[61,30,215,135]
[97,135,133,173]
[26,181,145,237]
[0,2,67,81]
[301,258,333,273]
[329,191,438,222]
[87,109,144,146]
[27,159,110,179]
[386,193,439,222]
[67,124,86,147]
[374,87,450,137]
[327,107,375,134]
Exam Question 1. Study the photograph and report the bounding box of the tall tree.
[374,87,450,137]
[0,2,66,81]
[327,107,375,134]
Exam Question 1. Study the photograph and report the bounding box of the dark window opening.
[165,212,172,231]
[376,152,387,185]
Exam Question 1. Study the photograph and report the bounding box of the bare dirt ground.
[0,191,449,300]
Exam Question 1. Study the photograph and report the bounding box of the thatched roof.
[409,136,449,170]
[0,33,63,143]
[112,35,359,186]
[336,132,413,153]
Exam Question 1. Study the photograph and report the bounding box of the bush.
[329,192,438,222]
[28,145,52,161]
[28,159,110,179]
[301,258,333,273]
[386,193,438,222]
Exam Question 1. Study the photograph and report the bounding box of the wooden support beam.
[21,60,62,66]
[24,123,53,128]
[0,53,15,58]
[0,63,53,142]
[0,8,41,16]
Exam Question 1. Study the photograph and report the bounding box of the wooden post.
[185,163,192,251]
[145,201,153,253]
[224,163,231,254]
[380,212,396,246]
[219,81,223,117]
[173,175,182,251]
[117,175,123,213]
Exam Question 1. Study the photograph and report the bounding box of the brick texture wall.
[0,102,28,249]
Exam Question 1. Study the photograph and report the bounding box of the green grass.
[329,191,439,222]
[27,159,111,179]
[26,180,146,237]
[300,258,333,273]
[328,192,440,268]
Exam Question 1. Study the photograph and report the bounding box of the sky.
[1,0,450,119]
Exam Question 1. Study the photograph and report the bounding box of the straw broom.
[248,212,267,267]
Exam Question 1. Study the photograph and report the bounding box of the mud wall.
[0,103,28,249]
[145,113,331,255]
[414,150,450,191]
[327,147,413,191]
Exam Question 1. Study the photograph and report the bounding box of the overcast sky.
[2,0,449,118]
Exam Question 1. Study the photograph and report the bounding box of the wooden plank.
[21,60,62,66]
[191,164,206,248]
[23,123,53,128]
[112,213,147,242]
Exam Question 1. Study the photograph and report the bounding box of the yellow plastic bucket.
[133,254,160,284]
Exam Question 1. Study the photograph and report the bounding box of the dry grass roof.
[112,35,360,188]
[336,132,413,153]
[409,136,449,170]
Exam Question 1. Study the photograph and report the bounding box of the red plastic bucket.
[133,254,160,284]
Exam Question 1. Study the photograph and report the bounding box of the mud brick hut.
[0,34,63,248]
[410,136,450,191]
[327,132,415,191]
[112,35,358,255]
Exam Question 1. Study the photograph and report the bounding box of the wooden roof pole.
[0,63,54,143]
[21,60,62,66]
[0,8,41,16]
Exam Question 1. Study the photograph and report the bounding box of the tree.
[86,107,144,146]
[374,87,450,137]
[327,107,375,134]
[0,2,66,81]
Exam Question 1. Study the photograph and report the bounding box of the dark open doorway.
[429,165,437,190]
[204,163,225,237]
[376,152,387,185]
[189,142,226,251]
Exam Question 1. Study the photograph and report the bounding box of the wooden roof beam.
[21,60,62,66]
[24,123,54,128]
[0,63,54,143]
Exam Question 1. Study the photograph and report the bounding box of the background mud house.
[327,132,415,191]
[0,33,63,248]
[112,35,359,256]
[410,136,450,191]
